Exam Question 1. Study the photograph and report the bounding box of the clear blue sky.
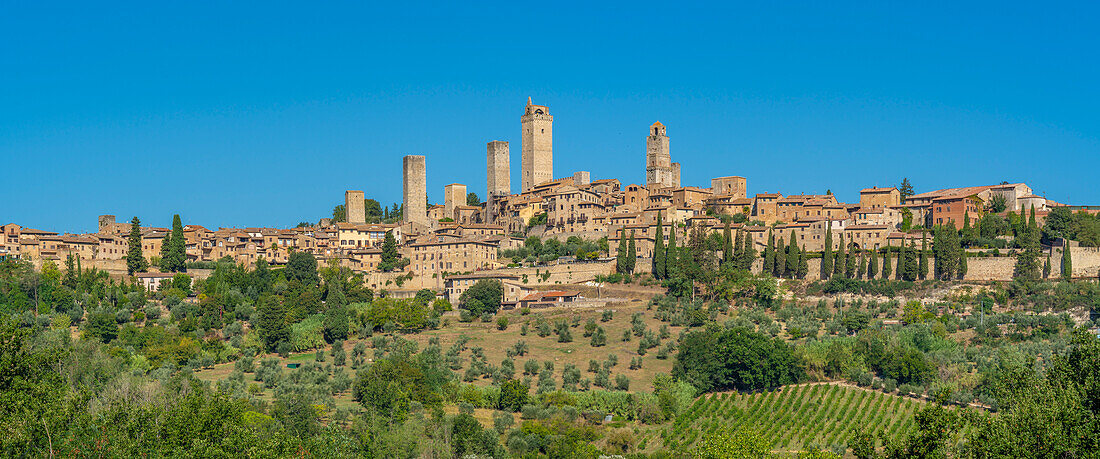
[3,1,1098,233]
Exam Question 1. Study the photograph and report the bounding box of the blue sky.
[3,1,1098,233]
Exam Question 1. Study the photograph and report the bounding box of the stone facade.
[443,183,466,221]
[403,155,428,227]
[345,190,365,224]
[521,98,553,192]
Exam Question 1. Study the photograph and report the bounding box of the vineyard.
[659,383,923,452]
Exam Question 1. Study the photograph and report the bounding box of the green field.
[660,383,923,451]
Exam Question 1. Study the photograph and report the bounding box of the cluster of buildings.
[2,98,1081,293]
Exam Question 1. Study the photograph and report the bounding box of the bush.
[615,375,631,391]
[496,316,508,330]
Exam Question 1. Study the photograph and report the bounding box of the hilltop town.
[4,98,1098,296]
[5,101,1100,458]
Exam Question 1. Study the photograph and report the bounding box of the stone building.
[345,190,366,224]
[711,176,747,199]
[403,155,428,228]
[521,97,553,192]
[859,187,900,209]
[444,183,466,221]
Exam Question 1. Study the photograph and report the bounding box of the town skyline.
[5,3,1099,233]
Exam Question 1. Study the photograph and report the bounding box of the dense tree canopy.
[673,326,804,392]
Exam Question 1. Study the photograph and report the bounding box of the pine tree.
[627,230,637,274]
[918,230,929,280]
[1062,246,1073,281]
[786,231,799,278]
[380,230,400,272]
[722,222,734,267]
[126,216,147,275]
[882,249,892,279]
[821,225,833,280]
[834,234,846,278]
[653,213,665,279]
[868,249,879,279]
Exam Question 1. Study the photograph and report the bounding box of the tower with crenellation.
[521,97,553,192]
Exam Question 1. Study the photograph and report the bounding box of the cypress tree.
[741,230,755,271]
[722,222,734,267]
[845,245,857,279]
[821,225,833,280]
[627,230,637,274]
[1062,246,1073,281]
[857,251,866,279]
[1043,253,1052,279]
[896,241,906,280]
[834,233,846,278]
[653,211,665,279]
[763,230,775,275]
[733,230,744,266]
[918,230,929,280]
[797,244,809,278]
[666,225,678,279]
[959,249,968,280]
[882,248,892,279]
[904,240,919,281]
[774,231,787,278]
[616,227,628,274]
[785,231,798,277]
[868,249,878,279]
[126,216,147,276]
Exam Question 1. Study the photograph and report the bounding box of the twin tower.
[392,98,554,228]
[487,97,554,199]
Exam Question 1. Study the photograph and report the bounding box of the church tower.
[646,121,674,188]
[521,97,553,192]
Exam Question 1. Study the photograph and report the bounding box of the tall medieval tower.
[403,155,428,228]
[486,140,510,223]
[521,97,553,192]
[646,121,675,188]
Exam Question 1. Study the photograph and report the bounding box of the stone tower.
[443,183,466,221]
[98,215,115,234]
[403,155,428,228]
[345,190,365,224]
[646,121,675,188]
[486,140,510,223]
[487,141,510,197]
[521,97,553,192]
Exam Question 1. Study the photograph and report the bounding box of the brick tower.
[521,97,553,192]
